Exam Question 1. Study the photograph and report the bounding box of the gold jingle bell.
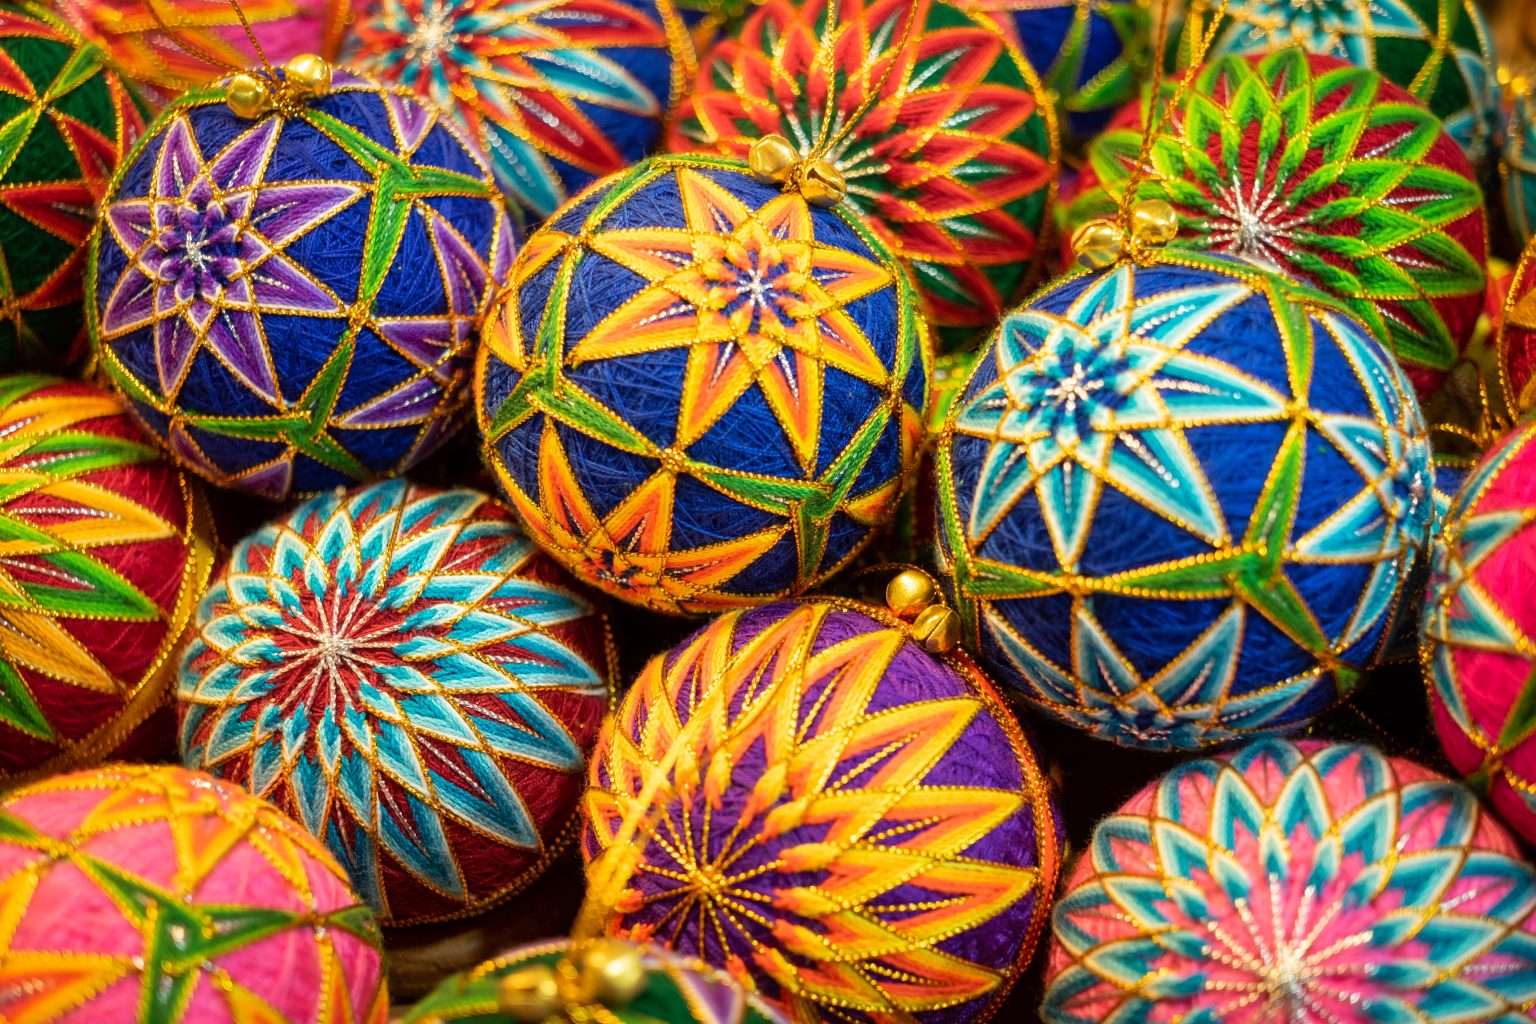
[1071,219,1123,269]
[576,940,649,1006]
[225,54,333,119]
[284,53,333,99]
[1130,198,1178,246]
[497,963,563,1023]
[226,72,273,119]
[1072,198,1181,269]
[747,134,848,208]
[749,134,797,183]
[882,568,959,653]
[911,604,960,654]
[885,569,936,621]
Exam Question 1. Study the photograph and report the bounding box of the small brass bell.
[226,72,273,119]
[799,159,847,207]
[749,135,797,184]
[1130,198,1178,247]
[578,941,649,1006]
[911,605,960,654]
[885,569,936,621]
[284,53,333,99]
[1071,219,1123,269]
[496,963,563,1023]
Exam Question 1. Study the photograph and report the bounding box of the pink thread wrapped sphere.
[1424,420,1536,842]
[0,764,388,1024]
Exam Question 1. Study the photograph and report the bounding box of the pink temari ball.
[0,764,388,1024]
[1044,739,1536,1023]
[1424,419,1536,842]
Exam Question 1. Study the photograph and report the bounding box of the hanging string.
[138,0,278,80]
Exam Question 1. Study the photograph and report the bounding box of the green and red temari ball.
[671,0,1057,346]
[0,4,143,371]
[1063,48,1487,397]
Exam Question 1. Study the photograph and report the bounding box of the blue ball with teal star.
[935,252,1433,750]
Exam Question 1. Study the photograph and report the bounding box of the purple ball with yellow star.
[88,67,518,500]
[476,154,929,615]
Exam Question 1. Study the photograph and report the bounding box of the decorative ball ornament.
[343,0,695,222]
[178,479,612,925]
[1064,49,1487,396]
[956,0,1150,141]
[670,0,1057,345]
[89,64,517,501]
[583,596,1061,1024]
[1504,77,1536,247]
[0,763,389,1024]
[1182,0,1500,164]
[0,5,144,371]
[404,940,789,1023]
[937,253,1433,750]
[57,0,346,100]
[1044,739,1536,1024]
[1423,421,1536,843]
[0,376,215,779]
[477,154,928,615]
[1498,235,1536,417]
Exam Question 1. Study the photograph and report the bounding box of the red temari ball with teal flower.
[583,598,1062,1024]
[1062,48,1487,396]
[89,69,517,501]
[1044,739,1536,1024]
[1423,420,1536,845]
[0,763,388,1024]
[177,479,612,925]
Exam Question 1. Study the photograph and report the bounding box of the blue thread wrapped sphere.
[477,154,929,615]
[89,70,519,501]
[936,253,1432,750]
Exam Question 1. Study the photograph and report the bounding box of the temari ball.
[1498,236,1536,416]
[1422,420,1536,844]
[178,479,613,925]
[344,0,694,222]
[0,763,388,1024]
[0,375,214,780]
[582,598,1062,1024]
[1182,0,1500,164]
[1043,739,1536,1023]
[0,4,144,371]
[1504,79,1536,247]
[669,0,1057,345]
[955,0,1150,141]
[476,154,928,615]
[936,252,1433,751]
[89,68,518,501]
[403,940,788,1023]
[1062,48,1488,397]
[57,0,346,99]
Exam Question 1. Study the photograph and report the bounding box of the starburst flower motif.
[584,601,1060,1024]
[346,0,678,218]
[179,480,611,923]
[1045,740,1536,1024]
[1065,49,1486,395]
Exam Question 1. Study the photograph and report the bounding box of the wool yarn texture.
[583,598,1062,1024]
[403,940,789,1023]
[669,0,1056,347]
[1422,420,1536,844]
[0,763,389,1024]
[936,253,1433,751]
[1062,48,1487,397]
[0,375,214,780]
[1504,81,1536,247]
[1179,0,1499,165]
[1044,739,1536,1023]
[56,0,346,99]
[955,0,1149,141]
[178,479,612,925]
[1498,236,1536,417]
[477,154,928,615]
[0,4,143,371]
[343,0,694,222]
[89,68,517,501]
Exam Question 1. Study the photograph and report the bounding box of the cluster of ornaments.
[2,0,1536,1020]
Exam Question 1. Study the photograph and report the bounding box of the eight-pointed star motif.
[571,168,894,469]
[99,114,361,405]
[955,264,1289,568]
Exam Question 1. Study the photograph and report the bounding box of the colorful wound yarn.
[583,599,1061,1024]
[343,0,694,221]
[477,155,927,615]
[1499,236,1536,416]
[1064,48,1487,396]
[0,376,214,779]
[956,0,1149,140]
[90,69,517,501]
[178,479,611,925]
[57,0,346,98]
[0,4,143,371]
[937,254,1432,750]
[1044,739,1536,1023]
[671,0,1056,344]
[1184,0,1499,164]
[1504,80,1536,248]
[1423,421,1536,844]
[0,763,389,1024]
[404,940,788,1023]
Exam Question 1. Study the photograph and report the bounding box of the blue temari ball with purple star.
[935,251,1433,751]
[88,69,519,501]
